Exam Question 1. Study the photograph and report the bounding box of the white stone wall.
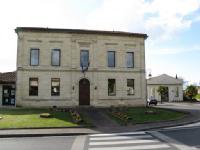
[147,85,183,102]
[16,31,146,107]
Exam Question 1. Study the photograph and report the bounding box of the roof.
[0,71,16,84]
[147,74,183,85]
[15,27,148,39]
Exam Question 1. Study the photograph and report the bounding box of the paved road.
[1,127,200,150]
[0,136,76,150]
[159,126,200,149]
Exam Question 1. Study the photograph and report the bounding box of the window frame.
[51,49,61,66]
[126,52,134,68]
[29,78,38,96]
[127,79,135,96]
[107,51,116,68]
[51,78,60,96]
[30,48,39,66]
[80,50,89,67]
[108,79,116,96]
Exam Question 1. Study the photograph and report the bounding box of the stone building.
[147,74,183,102]
[15,27,148,107]
[0,72,16,106]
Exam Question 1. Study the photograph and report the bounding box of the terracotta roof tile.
[0,71,16,83]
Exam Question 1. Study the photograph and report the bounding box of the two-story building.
[15,27,148,107]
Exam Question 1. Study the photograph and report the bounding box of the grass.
[195,94,200,100]
[108,107,186,125]
[0,108,78,129]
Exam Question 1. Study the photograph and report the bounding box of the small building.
[15,27,148,107]
[0,72,16,106]
[147,74,183,102]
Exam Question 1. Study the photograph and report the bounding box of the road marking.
[71,135,86,150]
[149,131,199,150]
[90,134,152,141]
[88,132,171,150]
[89,139,160,146]
[89,131,145,137]
[88,144,170,150]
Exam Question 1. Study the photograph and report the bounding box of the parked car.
[147,97,158,106]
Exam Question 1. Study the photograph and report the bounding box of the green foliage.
[157,86,168,96]
[185,85,198,99]
[195,94,200,100]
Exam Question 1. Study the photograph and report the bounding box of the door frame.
[2,85,15,106]
[79,78,90,106]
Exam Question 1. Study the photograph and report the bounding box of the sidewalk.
[0,102,200,138]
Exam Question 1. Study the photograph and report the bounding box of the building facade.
[147,74,183,102]
[15,27,147,107]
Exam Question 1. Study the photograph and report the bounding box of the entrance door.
[161,87,169,102]
[2,85,15,105]
[79,78,90,105]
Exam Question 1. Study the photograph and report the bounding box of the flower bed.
[109,109,131,125]
[69,109,83,124]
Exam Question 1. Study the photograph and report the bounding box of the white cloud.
[86,0,200,42]
[146,44,200,55]
[144,0,200,41]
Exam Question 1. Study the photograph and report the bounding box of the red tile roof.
[0,71,16,84]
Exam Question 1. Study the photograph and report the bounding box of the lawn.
[195,94,200,100]
[108,107,186,125]
[0,108,78,129]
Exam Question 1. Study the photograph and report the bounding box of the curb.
[137,118,200,131]
[0,133,89,138]
[0,125,95,130]
[1,117,199,138]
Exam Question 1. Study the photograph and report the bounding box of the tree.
[185,85,198,99]
[157,86,168,103]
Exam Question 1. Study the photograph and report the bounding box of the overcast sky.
[0,0,200,84]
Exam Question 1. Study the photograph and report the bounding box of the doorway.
[161,86,169,102]
[2,85,15,105]
[79,78,90,105]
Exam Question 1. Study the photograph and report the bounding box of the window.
[127,79,135,95]
[30,49,39,66]
[51,49,61,66]
[80,50,89,67]
[126,52,134,68]
[107,51,115,67]
[29,78,38,96]
[51,78,60,96]
[175,87,179,97]
[108,79,116,96]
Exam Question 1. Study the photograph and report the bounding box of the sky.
[0,0,200,85]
